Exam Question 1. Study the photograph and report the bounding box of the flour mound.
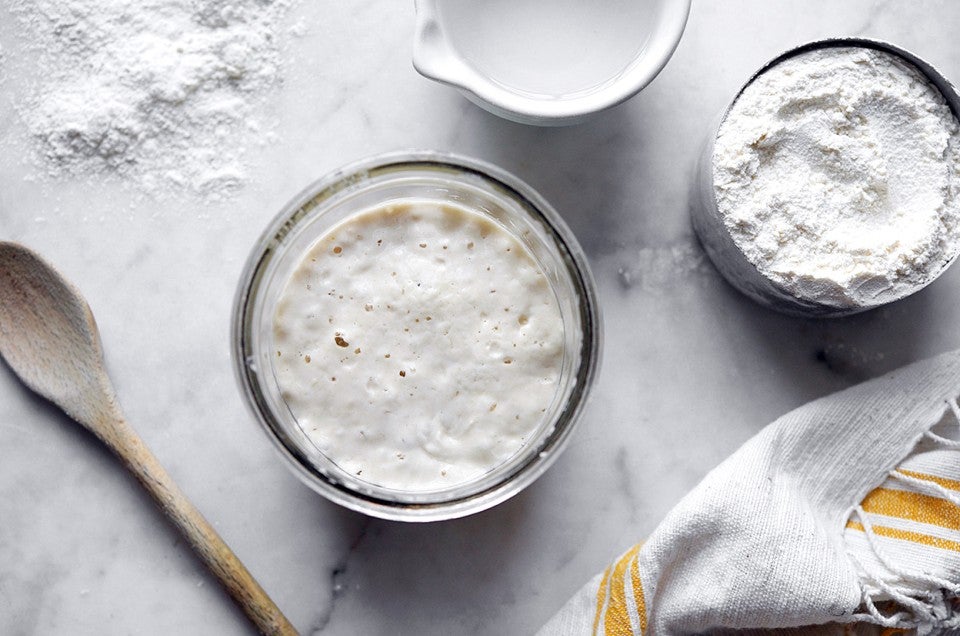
[714,47,960,308]
[10,0,295,199]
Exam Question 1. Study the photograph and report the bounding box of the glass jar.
[232,151,601,521]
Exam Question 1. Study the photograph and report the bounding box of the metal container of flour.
[692,38,960,318]
[412,0,691,126]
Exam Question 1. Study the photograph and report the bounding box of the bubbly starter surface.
[271,200,565,491]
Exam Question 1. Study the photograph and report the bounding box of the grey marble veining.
[2,1,960,634]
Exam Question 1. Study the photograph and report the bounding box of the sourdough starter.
[271,200,565,491]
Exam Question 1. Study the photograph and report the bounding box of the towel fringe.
[889,470,960,508]
[923,430,960,449]
[842,399,960,634]
[853,507,950,610]
[925,397,960,449]
[946,396,960,430]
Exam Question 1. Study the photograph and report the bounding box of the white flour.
[6,0,296,199]
[714,47,960,308]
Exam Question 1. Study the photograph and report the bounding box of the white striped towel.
[539,350,960,635]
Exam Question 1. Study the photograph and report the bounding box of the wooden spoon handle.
[108,421,298,636]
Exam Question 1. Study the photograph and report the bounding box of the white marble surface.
[2,2,960,634]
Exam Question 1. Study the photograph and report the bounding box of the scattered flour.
[714,47,960,308]
[617,241,711,291]
[6,0,297,199]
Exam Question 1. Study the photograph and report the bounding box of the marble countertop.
[3,1,960,634]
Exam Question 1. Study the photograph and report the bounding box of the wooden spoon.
[0,241,298,636]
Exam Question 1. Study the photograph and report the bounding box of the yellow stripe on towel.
[629,549,647,635]
[896,469,960,492]
[861,488,959,530]
[593,565,612,635]
[846,521,960,552]
[604,544,641,635]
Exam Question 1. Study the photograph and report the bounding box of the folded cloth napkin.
[540,350,960,635]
